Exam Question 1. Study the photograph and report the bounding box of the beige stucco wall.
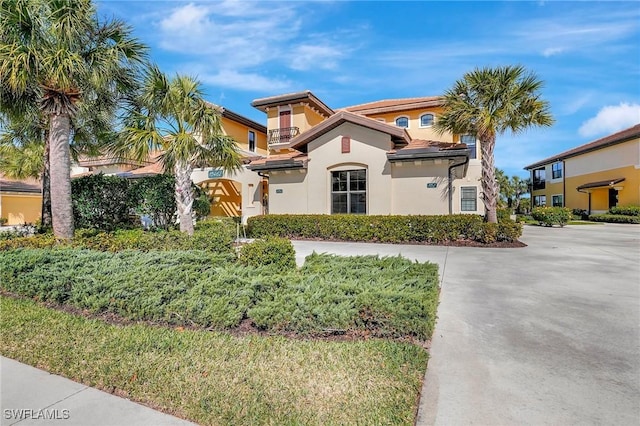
[191,166,264,220]
[265,122,482,215]
[565,139,639,177]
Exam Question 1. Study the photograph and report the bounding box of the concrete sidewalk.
[1,357,195,426]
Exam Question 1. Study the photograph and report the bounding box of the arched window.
[395,116,409,128]
[420,113,434,127]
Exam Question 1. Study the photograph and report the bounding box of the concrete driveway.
[292,223,640,425]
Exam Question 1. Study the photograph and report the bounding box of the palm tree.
[0,0,146,238]
[111,66,242,235]
[436,65,554,223]
[512,176,529,214]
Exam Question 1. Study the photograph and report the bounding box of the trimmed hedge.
[531,207,573,227]
[588,214,640,224]
[608,205,640,216]
[247,214,522,244]
[0,248,439,339]
[0,219,236,253]
[238,237,296,270]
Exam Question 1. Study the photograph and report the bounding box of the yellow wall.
[362,106,456,142]
[1,193,41,225]
[221,116,268,156]
[565,165,640,212]
[200,179,242,217]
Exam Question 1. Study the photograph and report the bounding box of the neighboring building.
[524,124,640,213]
[248,91,482,216]
[0,176,42,225]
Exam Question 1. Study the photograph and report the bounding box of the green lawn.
[1,296,429,425]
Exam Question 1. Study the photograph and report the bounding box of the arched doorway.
[200,179,242,217]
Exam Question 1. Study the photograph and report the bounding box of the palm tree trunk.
[40,133,52,230]
[175,161,195,235]
[480,136,499,223]
[49,113,74,239]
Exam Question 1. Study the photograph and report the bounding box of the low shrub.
[531,207,573,227]
[0,249,440,340]
[572,209,589,220]
[72,174,136,231]
[0,224,37,242]
[609,205,640,216]
[588,214,640,224]
[247,214,522,244]
[0,218,7,225]
[238,237,296,270]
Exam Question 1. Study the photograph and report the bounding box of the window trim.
[534,195,547,207]
[460,186,477,212]
[419,112,435,128]
[248,130,256,152]
[552,162,563,180]
[394,116,409,129]
[552,194,563,207]
[330,168,367,214]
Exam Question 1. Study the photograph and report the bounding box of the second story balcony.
[268,127,300,147]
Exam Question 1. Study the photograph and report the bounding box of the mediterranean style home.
[247,91,482,216]
[524,124,640,213]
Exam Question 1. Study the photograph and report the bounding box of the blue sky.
[98,0,640,177]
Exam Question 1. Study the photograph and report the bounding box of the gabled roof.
[524,124,640,170]
[289,110,410,150]
[247,151,308,172]
[251,90,334,117]
[341,96,444,115]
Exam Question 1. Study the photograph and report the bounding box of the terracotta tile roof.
[127,162,164,175]
[248,151,306,167]
[247,151,308,172]
[389,139,463,153]
[251,90,334,117]
[341,96,444,115]
[524,124,640,170]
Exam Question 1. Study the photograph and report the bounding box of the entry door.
[608,188,618,208]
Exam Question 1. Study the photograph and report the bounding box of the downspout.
[562,160,566,207]
[448,155,470,215]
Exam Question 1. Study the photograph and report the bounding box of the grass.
[1,296,428,425]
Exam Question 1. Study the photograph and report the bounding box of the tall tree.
[0,0,146,238]
[435,65,554,223]
[512,176,529,214]
[110,66,241,235]
[495,168,512,209]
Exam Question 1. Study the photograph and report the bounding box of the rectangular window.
[534,195,546,207]
[331,169,366,214]
[248,131,256,152]
[461,135,477,159]
[552,195,563,207]
[552,162,562,179]
[533,168,546,190]
[461,186,477,211]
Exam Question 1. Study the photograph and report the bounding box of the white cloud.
[160,3,211,33]
[289,45,344,71]
[542,47,565,57]
[198,69,292,93]
[578,103,640,137]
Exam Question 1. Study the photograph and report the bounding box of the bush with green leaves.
[0,248,439,340]
[588,214,640,224]
[247,214,522,243]
[72,174,135,231]
[238,237,296,270]
[609,205,640,216]
[531,207,573,227]
[129,175,176,230]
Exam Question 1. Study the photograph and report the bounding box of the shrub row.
[0,219,236,253]
[609,205,640,216]
[588,214,640,224]
[531,207,573,227]
[0,248,439,339]
[247,214,522,244]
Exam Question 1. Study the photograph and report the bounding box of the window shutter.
[341,136,350,153]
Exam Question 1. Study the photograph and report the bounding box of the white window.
[331,169,367,214]
[461,187,477,211]
[552,162,562,179]
[552,194,563,207]
[534,195,546,207]
[460,135,477,159]
[395,116,409,128]
[420,113,435,127]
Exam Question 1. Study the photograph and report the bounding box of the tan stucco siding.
[1,193,41,225]
[391,162,449,214]
[452,163,482,214]
[565,139,639,178]
[306,123,393,215]
[268,170,308,214]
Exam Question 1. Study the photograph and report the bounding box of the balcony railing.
[532,179,546,190]
[268,127,300,146]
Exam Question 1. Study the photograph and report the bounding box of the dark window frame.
[552,162,562,179]
[248,130,256,152]
[331,169,367,214]
[395,116,409,128]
